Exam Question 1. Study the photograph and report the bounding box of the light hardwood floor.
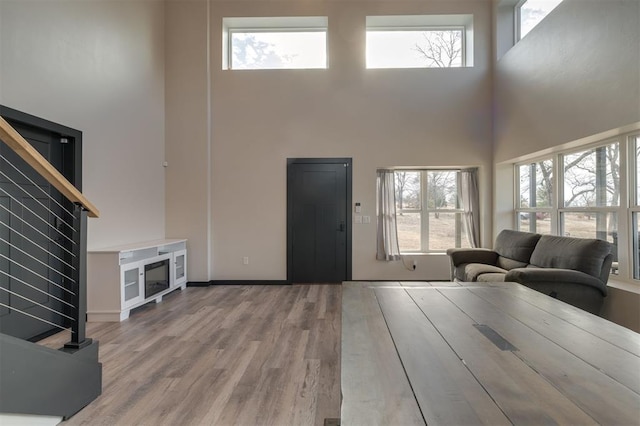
[40,284,342,426]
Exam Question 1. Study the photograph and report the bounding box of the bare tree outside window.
[427,171,458,217]
[563,144,619,208]
[516,135,639,279]
[367,28,464,68]
[394,172,420,212]
[562,144,619,272]
[427,171,468,249]
[519,160,553,209]
[394,170,468,252]
[537,161,553,207]
[414,30,463,68]
[517,160,553,234]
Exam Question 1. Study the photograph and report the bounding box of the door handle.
[338,221,345,232]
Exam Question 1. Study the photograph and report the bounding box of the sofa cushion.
[529,235,611,279]
[496,256,529,271]
[464,263,508,281]
[476,272,507,282]
[494,230,542,264]
[505,268,607,296]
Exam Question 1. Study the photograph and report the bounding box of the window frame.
[558,142,621,252]
[630,135,640,278]
[514,0,527,41]
[515,0,564,41]
[515,159,556,235]
[366,14,474,69]
[514,133,639,282]
[366,26,467,69]
[395,169,467,254]
[222,17,328,70]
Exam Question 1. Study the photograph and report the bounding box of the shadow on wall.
[600,287,640,333]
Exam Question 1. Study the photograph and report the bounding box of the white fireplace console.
[87,239,187,322]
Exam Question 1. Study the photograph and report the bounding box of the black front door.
[0,109,78,341]
[288,159,352,283]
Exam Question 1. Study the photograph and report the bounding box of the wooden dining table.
[341,281,640,425]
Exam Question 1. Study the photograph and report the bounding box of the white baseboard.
[0,414,62,426]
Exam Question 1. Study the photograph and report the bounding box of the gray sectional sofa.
[446,229,613,314]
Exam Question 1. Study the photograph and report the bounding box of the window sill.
[607,277,640,295]
[400,252,448,256]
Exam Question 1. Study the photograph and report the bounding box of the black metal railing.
[0,143,89,347]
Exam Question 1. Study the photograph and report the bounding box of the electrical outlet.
[243,257,249,265]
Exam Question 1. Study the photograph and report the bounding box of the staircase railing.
[0,117,99,217]
[0,116,99,348]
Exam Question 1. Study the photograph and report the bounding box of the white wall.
[493,0,639,240]
[0,0,166,250]
[165,0,211,281]
[494,0,640,163]
[196,0,494,281]
[491,0,640,324]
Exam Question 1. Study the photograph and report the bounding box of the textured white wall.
[164,0,494,282]
[0,0,166,250]
[205,0,494,281]
[494,0,640,163]
[493,0,640,235]
[165,0,211,281]
[492,0,640,286]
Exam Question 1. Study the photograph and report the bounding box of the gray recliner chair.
[447,230,612,314]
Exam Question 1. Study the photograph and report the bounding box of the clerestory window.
[516,0,563,40]
[366,15,474,69]
[223,17,328,70]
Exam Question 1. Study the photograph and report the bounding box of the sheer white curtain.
[461,168,480,248]
[376,169,402,261]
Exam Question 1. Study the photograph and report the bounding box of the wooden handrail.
[0,116,99,218]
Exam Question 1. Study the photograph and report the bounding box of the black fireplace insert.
[144,258,170,298]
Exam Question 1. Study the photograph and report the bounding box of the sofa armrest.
[505,268,607,296]
[446,248,499,267]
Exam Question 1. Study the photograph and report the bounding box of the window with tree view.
[395,170,469,252]
[515,141,625,277]
[516,159,553,234]
[366,15,472,69]
[515,135,640,281]
[633,135,640,279]
[561,143,619,249]
[367,29,464,68]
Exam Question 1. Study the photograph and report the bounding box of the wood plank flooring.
[39,284,341,426]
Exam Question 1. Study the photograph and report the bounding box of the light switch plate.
[355,215,363,224]
[363,216,371,224]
